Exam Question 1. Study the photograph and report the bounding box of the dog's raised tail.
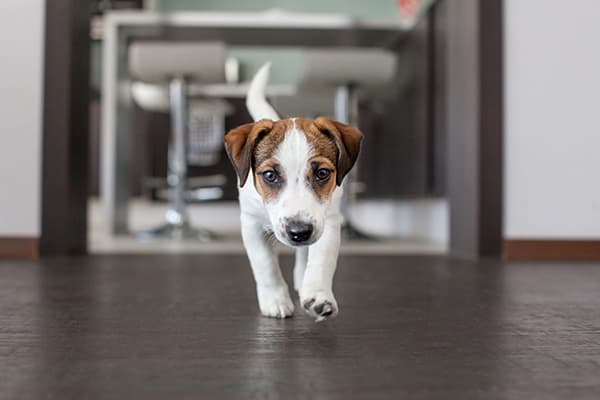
[246,62,280,121]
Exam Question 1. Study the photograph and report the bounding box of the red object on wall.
[397,0,420,18]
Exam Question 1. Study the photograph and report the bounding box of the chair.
[128,41,226,240]
[300,48,397,239]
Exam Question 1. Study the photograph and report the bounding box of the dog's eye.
[315,168,331,182]
[262,170,278,184]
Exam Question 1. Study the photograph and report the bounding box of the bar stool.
[128,41,226,240]
[300,48,397,239]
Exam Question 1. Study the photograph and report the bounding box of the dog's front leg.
[300,220,341,321]
[241,214,294,318]
[293,247,308,292]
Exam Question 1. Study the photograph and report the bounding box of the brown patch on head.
[297,117,362,201]
[225,119,295,199]
[253,158,283,202]
[250,119,295,201]
[307,155,337,201]
[252,119,292,168]
[224,119,274,186]
[295,118,340,168]
[312,117,363,186]
[225,117,362,203]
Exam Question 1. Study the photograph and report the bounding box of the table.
[101,10,410,234]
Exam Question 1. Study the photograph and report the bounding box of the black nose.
[286,221,314,243]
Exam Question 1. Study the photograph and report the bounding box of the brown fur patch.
[253,158,283,202]
[251,118,348,203]
[307,156,337,201]
[224,119,274,186]
[296,118,339,168]
[249,119,293,202]
[258,118,340,202]
[313,117,363,186]
[296,118,340,202]
[252,119,292,168]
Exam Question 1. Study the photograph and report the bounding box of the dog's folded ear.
[224,119,274,187]
[314,117,364,186]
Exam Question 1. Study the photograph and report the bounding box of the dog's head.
[225,117,363,247]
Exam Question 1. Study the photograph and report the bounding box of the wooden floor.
[1,255,599,399]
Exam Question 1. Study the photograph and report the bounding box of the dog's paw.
[256,285,295,319]
[300,289,338,321]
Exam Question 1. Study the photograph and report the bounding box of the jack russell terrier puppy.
[224,63,363,321]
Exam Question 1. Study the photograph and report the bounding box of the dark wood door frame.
[39,0,504,258]
[444,0,503,258]
[40,0,91,255]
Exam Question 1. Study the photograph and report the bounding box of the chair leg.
[334,85,376,241]
[137,77,214,241]
[166,77,190,227]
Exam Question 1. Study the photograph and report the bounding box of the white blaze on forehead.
[273,122,314,182]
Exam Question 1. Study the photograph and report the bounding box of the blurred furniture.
[300,49,397,239]
[131,82,232,200]
[128,41,226,240]
[102,11,410,235]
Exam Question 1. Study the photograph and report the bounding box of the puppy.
[224,63,363,321]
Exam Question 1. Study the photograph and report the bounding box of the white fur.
[238,63,343,320]
[246,62,280,121]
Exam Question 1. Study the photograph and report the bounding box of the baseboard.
[0,237,39,259]
[503,240,600,261]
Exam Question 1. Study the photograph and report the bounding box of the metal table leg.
[101,18,133,235]
[334,85,376,241]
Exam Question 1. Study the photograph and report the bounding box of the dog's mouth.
[283,236,317,247]
[274,231,318,247]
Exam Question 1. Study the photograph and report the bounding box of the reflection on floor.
[89,199,447,254]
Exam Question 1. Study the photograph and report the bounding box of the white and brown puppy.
[224,64,363,321]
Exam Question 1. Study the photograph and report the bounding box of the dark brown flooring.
[1,255,599,399]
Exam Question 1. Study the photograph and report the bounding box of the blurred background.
[1,0,599,260]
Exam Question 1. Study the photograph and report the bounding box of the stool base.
[136,222,215,242]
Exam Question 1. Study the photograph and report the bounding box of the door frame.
[40,0,91,255]
[39,0,504,258]
[444,0,504,258]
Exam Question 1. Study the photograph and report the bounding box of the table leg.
[101,18,133,235]
[334,85,375,240]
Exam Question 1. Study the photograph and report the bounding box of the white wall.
[504,0,600,238]
[0,1,45,236]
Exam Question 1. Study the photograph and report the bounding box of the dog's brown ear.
[224,119,273,187]
[314,117,363,186]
